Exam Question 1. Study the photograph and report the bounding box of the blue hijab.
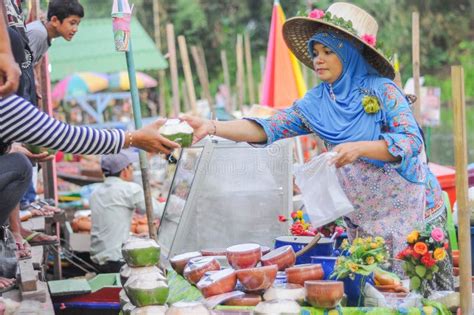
[296,31,385,145]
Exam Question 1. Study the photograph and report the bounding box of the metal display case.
[157,137,293,258]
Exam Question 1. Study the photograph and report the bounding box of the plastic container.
[310,256,338,280]
[274,236,334,265]
[429,163,456,208]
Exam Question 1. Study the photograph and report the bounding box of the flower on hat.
[308,9,325,19]
[361,34,376,47]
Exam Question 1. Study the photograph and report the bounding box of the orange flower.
[433,248,446,261]
[413,242,428,255]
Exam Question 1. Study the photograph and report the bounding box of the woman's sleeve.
[243,106,312,145]
[0,95,124,154]
[378,82,423,166]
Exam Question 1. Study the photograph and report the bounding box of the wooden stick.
[190,45,215,117]
[220,50,232,111]
[236,34,245,111]
[259,55,265,103]
[152,0,166,117]
[181,80,190,113]
[177,35,197,116]
[412,12,421,124]
[166,24,180,117]
[452,65,472,314]
[244,32,255,105]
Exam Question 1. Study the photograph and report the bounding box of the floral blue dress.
[247,82,451,286]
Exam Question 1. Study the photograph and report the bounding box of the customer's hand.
[10,143,55,162]
[0,52,21,97]
[330,142,362,168]
[132,119,180,154]
[180,115,213,144]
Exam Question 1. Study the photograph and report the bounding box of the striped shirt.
[0,94,124,154]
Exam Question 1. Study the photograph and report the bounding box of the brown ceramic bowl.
[226,243,262,270]
[260,246,271,256]
[224,294,262,306]
[196,268,237,298]
[235,265,278,293]
[200,248,227,256]
[452,250,459,267]
[286,264,324,285]
[305,280,344,308]
[183,256,221,285]
[261,245,296,271]
[170,251,202,275]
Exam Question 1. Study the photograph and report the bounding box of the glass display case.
[157,137,293,258]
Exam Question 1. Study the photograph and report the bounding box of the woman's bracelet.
[210,121,217,136]
[126,131,133,148]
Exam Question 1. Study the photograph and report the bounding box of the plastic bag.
[294,152,354,228]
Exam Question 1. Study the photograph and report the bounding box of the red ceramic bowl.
[183,256,221,285]
[197,268,237,298]
[305,280,344,308]
[226,243,262,270]
[235,265,278,293]
[224,294,262,306]
[452,250,459,267]
[286,264,324,285]
[170,251,202,275]
[261,245,296,271]
[200,248,227,256]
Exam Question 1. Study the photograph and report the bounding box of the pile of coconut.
[120,237,169,315]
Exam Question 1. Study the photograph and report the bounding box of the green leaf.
[432,265,439,273]
[415,265,427,278]
[425,272,433,280]
[410,276,421,290]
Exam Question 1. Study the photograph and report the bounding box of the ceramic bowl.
[183,256,221,285]
[224,294,262,306]
[170,251,202,275]
[235,265,278,293]
[226,243,262,270]
[305,280,344,308]
[200,248,227,256]
[196,268,237,298]
[286,263,324,286]
[452,249,459,267]
[261,245,296,271]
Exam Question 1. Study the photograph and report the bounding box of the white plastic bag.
[294,152,354,228]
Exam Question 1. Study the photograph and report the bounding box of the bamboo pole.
[452,66,472,314]
[244,32,255,105]
[152,0,166,117]
[190,45,215,117]
[220,50,232,111]
[259,54,265,103]
[412,12,421,123]
[166,24,180,117]
[181,80,190,113]
[236,34,245,111]
[177,35,197,115]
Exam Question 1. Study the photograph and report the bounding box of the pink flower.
[308,9,325,19]
[361,34,376,46]
[335,226,344,235]
[431,227,445,242]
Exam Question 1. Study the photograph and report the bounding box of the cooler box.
[429,163,456,208]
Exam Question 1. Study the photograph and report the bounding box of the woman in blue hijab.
[182,2,453,294]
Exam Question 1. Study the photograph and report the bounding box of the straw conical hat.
[283,2,394,79]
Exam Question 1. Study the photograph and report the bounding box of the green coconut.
[122,238,161,267]
[24,144,57,155]
[120,264,165,286]
[120,289,131,308]
[159,119,194,148]
[122,302,136,315]
[124,274,169,307]
[130,305,168,315]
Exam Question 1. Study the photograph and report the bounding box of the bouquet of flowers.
[396,226,448,293]
[278,210,316,236]
[316,218,346,238]
[332,236,389,279]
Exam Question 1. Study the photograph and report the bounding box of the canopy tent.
[48,18,168,82]
[261,0,307,109]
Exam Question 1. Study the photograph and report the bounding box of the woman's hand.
[330,142,363,168]
[180,115,213,144]
[0,52,21,97]
[132,119,181,154]
[10,143,55,162]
